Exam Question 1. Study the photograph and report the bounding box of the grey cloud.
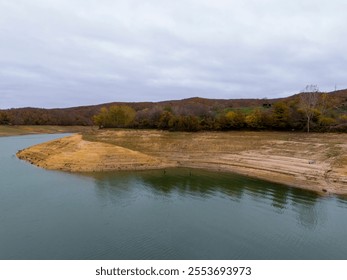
[1,0,347,108]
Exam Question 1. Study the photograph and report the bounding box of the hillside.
[0,96,283,126]
[1,89,347,132]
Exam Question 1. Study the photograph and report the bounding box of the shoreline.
[16,130,347,195]
[0,125,93,137]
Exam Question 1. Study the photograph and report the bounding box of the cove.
[1,134,347,260]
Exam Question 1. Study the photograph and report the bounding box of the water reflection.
[336,195,347,209]
[289,188,320,229]
[3,135,347,259]
[270,186,289,212]
[89,168,247,199]
[83,168,330,229]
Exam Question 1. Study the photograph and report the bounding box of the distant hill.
[0,95,287,125]
[1,89,347,132]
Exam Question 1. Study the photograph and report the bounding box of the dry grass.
[82,129,345,162]
[83,130,271,154]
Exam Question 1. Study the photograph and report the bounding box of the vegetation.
[299,85,320,133]
[0,112,10,125]
[1,88,347,132]
[93,105,136,128]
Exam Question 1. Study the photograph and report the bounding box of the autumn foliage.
[1,89,347,132]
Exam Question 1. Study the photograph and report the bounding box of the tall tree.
[93,105,136,128]
[272,102,290,129]
[299,85,319,133]
[245,108,264,129]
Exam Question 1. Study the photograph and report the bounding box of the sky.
[1,0,347,109]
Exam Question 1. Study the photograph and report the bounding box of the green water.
[1,134,347,260]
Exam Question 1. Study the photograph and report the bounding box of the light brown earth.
[0,125,92,137]
[16,134,174,172]
[17,130,347,195]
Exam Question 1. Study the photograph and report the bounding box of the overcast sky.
[1,0,347,108]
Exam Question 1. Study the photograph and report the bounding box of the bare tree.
[300,85,319,133]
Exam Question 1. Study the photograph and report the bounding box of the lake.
[1,134,347,260]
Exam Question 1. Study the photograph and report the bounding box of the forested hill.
[0,96,286,126]
[1,89,347,132]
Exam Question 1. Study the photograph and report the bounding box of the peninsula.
[16,129,347,195]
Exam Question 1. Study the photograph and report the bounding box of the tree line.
[93,89,347,132]
[2,88,347,132]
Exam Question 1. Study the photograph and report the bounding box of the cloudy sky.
[1,0,347,108]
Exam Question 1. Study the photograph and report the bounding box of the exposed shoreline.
[0,125,92,137]
[16,130,347,195]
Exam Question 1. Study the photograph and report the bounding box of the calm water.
[1,134,347,260]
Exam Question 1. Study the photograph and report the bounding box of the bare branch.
[300,84,319,133]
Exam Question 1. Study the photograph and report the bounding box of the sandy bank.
[16,134,174,172]
[17,130,347,195]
